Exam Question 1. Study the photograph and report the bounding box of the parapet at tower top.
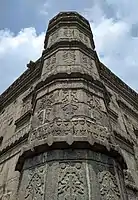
[44,11,95,49]
[49,12,90,26]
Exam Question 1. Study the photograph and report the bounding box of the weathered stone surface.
[0,11,138,199]
[18,150,127,200]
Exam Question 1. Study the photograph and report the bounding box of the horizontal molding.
[99,62,138,110]
[113,130,134,154]
[117,99,138,119]
[15,110,32,128]
[0,123,30,157]
[0,59,42,109]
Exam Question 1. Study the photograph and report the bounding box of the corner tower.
[42,12,98,80]
[16,12,130,200]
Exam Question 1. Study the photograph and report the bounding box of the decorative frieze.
[33,93,55,127]
[87,95,105,111]
[33,89,80,125]
[30,118,109,143]
[17,149,127,200]
[47,26,91,48]
[31,89,109,136]
[0,123,30,153]
[43,49,100,79]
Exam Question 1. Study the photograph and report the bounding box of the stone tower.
[0,12,138,199]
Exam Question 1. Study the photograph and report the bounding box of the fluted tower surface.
[14,12,137,199]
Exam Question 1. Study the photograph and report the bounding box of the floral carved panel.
[60,90,79,117]
[62,51,76,65]
[58,162,87,200]
[24,166,45,200]
[98,171,120,200]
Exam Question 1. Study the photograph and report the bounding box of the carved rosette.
[98,171,120,200]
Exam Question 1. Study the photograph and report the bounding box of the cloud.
[0,28,45,94]
[1,0,138,94]
[82,0,138,92]
[39,1,51,16]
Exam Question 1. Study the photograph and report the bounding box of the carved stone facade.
[0,12,138,200]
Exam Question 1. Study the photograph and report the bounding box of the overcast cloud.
[0,0,138,94]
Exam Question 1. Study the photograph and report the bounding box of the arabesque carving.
[78,31,89,46]
[35,93,55,122]
[43,54,56,76]
[81,53,99,79]
[58,162,85,200]
[2,192,12,200]
[49,31,59,46]
[124,170,138,191]
[25,166,45,200]
[98,171,120,200]
[62,51,76,65]
[63,28,75,38]
[60,90,79,117]
[0,187,12,200]
[30,118,109,142]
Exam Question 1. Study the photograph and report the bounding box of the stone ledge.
[15,139,127,172]
[0,59,41,109]
[99,62,138,110]
[15,110,32,128]
[0,124,30,157]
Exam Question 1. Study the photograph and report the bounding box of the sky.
[0,0,138,94]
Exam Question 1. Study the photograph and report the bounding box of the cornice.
[48,12,91,32]
[0,123,30,157]
[0,58,42,109]
[15,139,127,172]
[44,11,95,50]
[117,98,138,119]
[99,62,138,110]
[42,39,95,60]
[113,130,134,154]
